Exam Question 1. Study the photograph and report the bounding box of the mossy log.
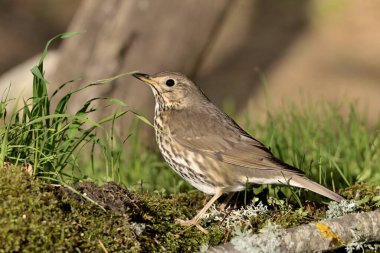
[208,210,380,253]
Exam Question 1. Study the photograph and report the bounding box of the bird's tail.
[291,176,345,202]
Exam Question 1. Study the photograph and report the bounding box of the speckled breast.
[154,112,216,195]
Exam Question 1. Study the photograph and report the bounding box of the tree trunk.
[53,0,230,118]
[52,0,310,139]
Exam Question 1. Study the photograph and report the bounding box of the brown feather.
[167,106,304,176]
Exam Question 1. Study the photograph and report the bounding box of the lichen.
[345,229,380,253]
[202,202,268,230]
[230,222,283,253]
[325,199,359,219]
[315,222,343,245]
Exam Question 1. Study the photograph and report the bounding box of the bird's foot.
[176,218,208,234]
[218,202,228,211]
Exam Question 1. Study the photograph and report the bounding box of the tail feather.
[291,176,345,202]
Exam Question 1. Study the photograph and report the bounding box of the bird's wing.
[167,107,304,175]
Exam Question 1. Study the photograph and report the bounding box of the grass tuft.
[0,33,132,184]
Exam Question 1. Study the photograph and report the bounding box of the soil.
[61,181,141,214]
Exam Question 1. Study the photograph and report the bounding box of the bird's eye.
[165,79,175,87]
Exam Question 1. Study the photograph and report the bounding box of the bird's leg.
[177,189,223,233]
[218,192,235,211]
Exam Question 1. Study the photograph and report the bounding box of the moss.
[1,166,378,252]
[338,183,380,213]
[0,166,225,252]
[0,166,140,252]
[63,182,226,252]
[131,192,225,252]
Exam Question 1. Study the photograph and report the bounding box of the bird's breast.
[154,113,220,194]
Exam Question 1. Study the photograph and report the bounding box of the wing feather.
[166,107,304,176]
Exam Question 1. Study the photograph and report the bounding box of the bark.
[208,210,380,253]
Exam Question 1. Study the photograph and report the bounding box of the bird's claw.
[176,218,208,234]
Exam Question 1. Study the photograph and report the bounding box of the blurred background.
[1,0,379,131]
[1,0,380,194]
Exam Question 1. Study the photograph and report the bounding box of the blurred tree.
[52,0,310,136]
[0,0,78,73]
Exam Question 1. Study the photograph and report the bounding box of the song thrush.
[133,72,344,231]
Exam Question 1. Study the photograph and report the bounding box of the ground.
[1,165,379,252]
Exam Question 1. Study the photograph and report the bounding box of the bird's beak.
[132,72,157,86]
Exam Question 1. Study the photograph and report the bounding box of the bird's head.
[133,71,208,110]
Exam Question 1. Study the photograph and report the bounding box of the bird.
[132,71,345,232]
